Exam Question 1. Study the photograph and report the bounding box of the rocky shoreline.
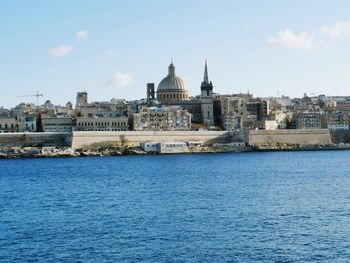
[0,146,147,159]
[0,145,253,159]
[0,144,350,159]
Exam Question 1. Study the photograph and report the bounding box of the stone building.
[74,93,130,131]
[200,60,214,126]
[0,117,21,133]
[24,116,36,132]
[75,116,128,131]
[245,99,269,129]
[294,112,322,129]
[133,106,191,131]
[152,61,216,127]
[76,91,88,110]
[326,111,349,130]
[219,96,246,130]
[42,117,73,132]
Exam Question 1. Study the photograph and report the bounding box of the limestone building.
[200,60,214,126]
[133,106,191,131]
[74,92,130,131]
[151,61,215,127]
[42,117,73,132]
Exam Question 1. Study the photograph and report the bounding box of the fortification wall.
[330,130,350,144]
[249,129,332,145]
[71,131,229,148]
[0,130,335,149]
[0,132,71,147]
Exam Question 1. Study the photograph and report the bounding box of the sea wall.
[70,131,232,148]
[0,129,338,149]
[330,130,350,144]
[0,132,71,147]
[249,129,332,146]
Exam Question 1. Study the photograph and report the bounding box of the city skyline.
[2,0,350,108]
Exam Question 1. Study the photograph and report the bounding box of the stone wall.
[0,129,335,149]
[330,130,350,144]
[0,132,71,147]
[71,131,230,148]
[249,129,332,145]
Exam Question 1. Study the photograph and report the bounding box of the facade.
[42,117,73,132]
[74,92,130,131]
[326,111,349,130]
[0,118,21,133]
[220,96,245,130]
[25,116,37,132]
[294,113,322,129]
[140,141,189,154]
[133,106,191,131]
[245,99,269,129]
[159,142,189,153]
[75,116,128,131]
[335,100,350,113]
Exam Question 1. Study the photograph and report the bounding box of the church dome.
[157,63,189,91]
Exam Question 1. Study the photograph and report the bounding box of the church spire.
[203,59,209,84]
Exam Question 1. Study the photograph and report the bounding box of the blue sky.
[1,0,350,108]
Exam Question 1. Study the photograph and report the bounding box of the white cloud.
[265,29,315,49]
[320,21,350,38]
[104,71,133,87]
[48,45,73,58]
[76,30,88,40]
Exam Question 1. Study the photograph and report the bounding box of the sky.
[1,0,350,108]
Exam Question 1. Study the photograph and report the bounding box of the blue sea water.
[1,151,350,262]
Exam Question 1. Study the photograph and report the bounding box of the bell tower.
[200,60,214,127]
[147,83,155,104]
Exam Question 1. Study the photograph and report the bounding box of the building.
[42,117,73,132]
[219,96,246,130]
[75,116,128,131]
[140,141,189,154]
[76,91,88,110]
[133,106,191,131]
[0,117,22,133]
[74,92,130,131]
[152,61,217,126]
[326,111,349,130]
[245,99,269,129]
[294,113,322,129]
[24,116,36,132]
[200,60,214,127]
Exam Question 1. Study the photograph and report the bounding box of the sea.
[1,151,350,262]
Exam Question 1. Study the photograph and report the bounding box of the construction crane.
[17,90,43,109]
